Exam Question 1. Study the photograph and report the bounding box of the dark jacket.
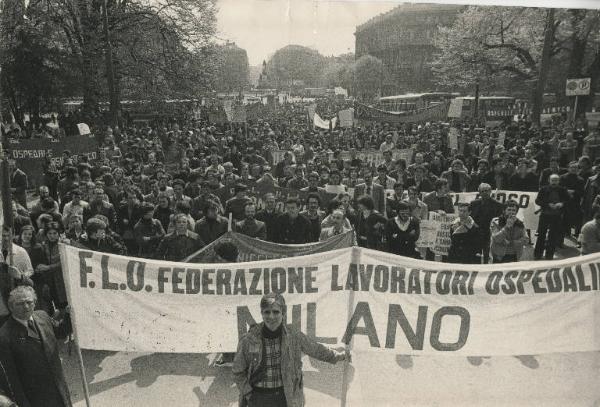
[535,185,570,217]
[482,171,510,190]
[255,209,280,242]
[448,218,482,264]
[234,219,267,240]
[133,218,166,257]
[385,217,421,258]
[156,231,204,261]
[225,196,253,222]
[299,210,324,243]
[79,235,126,255]
[115,202,144,239]
[275,214,312,244]
[83,201,118,230]
[560,172,585,226]
[0,311,72,407]
[509,172,539,192]
[423,192,455,214]
[356,210,387,250]
[194,216,229,245]
[469,197,504,237]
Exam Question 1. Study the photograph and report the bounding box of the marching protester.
[232,293,349,407]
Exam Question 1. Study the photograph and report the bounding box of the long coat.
[0,311,72,407]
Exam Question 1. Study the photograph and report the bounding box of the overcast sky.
[216,0,598,66]
[216,0,398,65]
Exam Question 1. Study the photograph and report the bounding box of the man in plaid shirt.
[233,293,349,407]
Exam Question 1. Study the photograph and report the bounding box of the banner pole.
[228,212,233,232]
[74,340,92,407]
[58,243,92,407]
[340,246,359,407]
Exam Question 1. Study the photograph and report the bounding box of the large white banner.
[314,112,338,130]
[61,244,600,356]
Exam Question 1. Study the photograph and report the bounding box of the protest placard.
[9,136,99,187]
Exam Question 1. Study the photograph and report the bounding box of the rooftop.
[355,3,465,33]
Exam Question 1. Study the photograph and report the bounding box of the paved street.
[63,348,599,406]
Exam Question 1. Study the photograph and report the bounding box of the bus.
[377,92,459,112]
[447,96,516,119]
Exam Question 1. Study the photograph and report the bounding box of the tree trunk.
[583,49,600,113]
[532,9,556,125]
[102,0,119,127]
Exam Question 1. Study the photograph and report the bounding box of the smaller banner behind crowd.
[61,244,600,356]
[354,101,450,124]
[216,184,338,213]
[8,135,99,187]
[183,230,354,263]
[313,113,337,130]
[270,148,414,167]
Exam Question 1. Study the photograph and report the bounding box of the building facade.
[355,4,464,95]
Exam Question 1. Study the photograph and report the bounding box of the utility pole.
[103,0,119,127]
[474,80,480,121]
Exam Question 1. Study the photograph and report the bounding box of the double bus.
[377,92,459,113]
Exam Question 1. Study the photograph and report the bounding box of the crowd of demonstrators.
[2,96,600,406]
[2,99,600,336]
